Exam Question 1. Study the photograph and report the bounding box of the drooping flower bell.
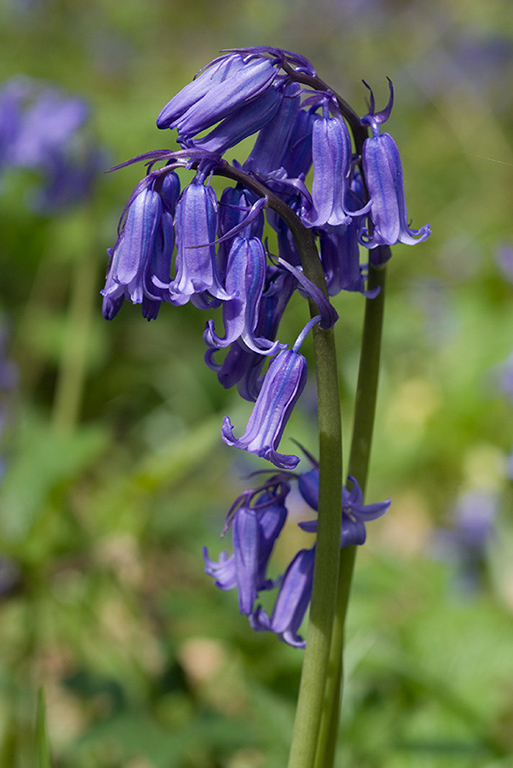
[203,235,284,355]
[157,53,280,141]
[359,83,431,248]
[304,99,354,228]
[222,347,307,469]
[205,266,296,402]
[102,170,180,320]
[168,170,231,306]
[247,467,391,647]
[243,81,301,177]
[250,546,315,648]
[203,482,289,615]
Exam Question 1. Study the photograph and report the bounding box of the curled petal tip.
[360,78,394,128]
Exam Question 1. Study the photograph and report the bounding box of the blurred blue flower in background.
[0,76,105,213]
[433,489,497,593]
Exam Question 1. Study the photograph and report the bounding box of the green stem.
[314,259,388,767]
[287,321,342,768]
[347,259,388,488]
[284,242,343,768]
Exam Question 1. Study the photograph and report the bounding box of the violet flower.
[102,188,162,313]
[168,172,231,305]
[157,54,279,140]
[298,469,391,547]
[203,485,289,615]
[247,467,390,647]
[244,81,301,176]
[222,347,307,469]
[102,170,180,320]
[359,86,431,248]
[205,267,296,401]
[185,83,282,155]
[250,547,315,648]
[304,102,354,228]
[156,53,251,128]
[203,236,284,355]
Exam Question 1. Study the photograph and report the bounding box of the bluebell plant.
[103,47,430,768]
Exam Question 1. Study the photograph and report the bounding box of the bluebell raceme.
[103,47,429,646]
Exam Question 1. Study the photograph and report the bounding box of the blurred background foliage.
[1,0,513,766]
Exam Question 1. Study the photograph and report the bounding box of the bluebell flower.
[9,85,90,168]
[247,468,390,647]
[185,82,282,155]
[102,187,162,313]
[217,185,265,274]
[304,103,354,228]
[298,469,391,547]
[156,53,251,128]
[204,236,285,355]
[203,484,289,614]
[157,53,279,140]
[243,81,301,176]
[204,453,391,647]
[102,170,180,320]
[279,106,316,180]
[250,547,315,648]
[102,48,427,653]
[168,172,231,306]
[205,267,296,401]
[318,222,363,295]
[205,341,264,402]
[360,87,431,248]
[222,348,307,469]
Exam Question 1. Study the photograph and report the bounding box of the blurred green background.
[1,0,513,766]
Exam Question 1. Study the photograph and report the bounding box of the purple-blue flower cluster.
[103,47,428,645]
[0,76,104,212]
[103,48,429,466]
[204,464,390,647]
